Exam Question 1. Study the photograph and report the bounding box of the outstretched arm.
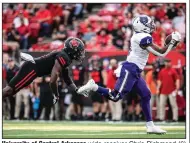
[62,68,89,97]
[62,68,77,91]
[146,43,174,57]
[146,32,181,57]
[50,59,62,103]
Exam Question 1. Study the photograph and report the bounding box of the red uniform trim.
[59,57,66,65]
[15,70,35,88]
[58,57,63,65]
[15,72,36,91]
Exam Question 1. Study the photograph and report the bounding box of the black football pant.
[8,61,38,93]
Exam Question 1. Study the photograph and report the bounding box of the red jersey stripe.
[59,57,64,65]
[60,57,66,65]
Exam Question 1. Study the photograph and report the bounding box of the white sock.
[146,121,155,127]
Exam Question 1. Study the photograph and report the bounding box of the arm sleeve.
[139,36,153,48]
[56,53,70,68]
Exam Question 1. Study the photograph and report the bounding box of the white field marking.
[3,120,186,126]
[3,126,185,131]
[3,121,186,125]
[81,130,103,132]
[3,120,185,124]
[3,132,185,137]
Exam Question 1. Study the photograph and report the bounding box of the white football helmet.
[132,15,156,34]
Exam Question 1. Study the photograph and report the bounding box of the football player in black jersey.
[3,37,87,104]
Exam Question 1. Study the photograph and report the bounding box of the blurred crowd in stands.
[2,3,186,122]
[3,3,186,57]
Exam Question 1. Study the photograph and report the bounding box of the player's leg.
[79,68,136,102]
[3,61,38,98]
[134,78,152,122]
[134,77,166,134]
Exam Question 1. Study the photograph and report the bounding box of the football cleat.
[21,52,35,64]
[77,79,98,97]
[147,125,167,135]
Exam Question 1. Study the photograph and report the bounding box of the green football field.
[3,120,186,139]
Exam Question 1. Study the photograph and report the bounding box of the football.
[164,34,172,46]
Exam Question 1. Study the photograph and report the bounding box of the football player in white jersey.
[78,15,181,134]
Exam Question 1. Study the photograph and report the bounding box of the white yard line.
[3,126,185,131]
[3,121,186,125]
[3,132,185,137]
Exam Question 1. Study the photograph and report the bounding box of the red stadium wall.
[27,50,186,67]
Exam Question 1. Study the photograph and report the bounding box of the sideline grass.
[3,120,186,139]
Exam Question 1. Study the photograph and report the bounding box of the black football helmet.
[63,37,85,63]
